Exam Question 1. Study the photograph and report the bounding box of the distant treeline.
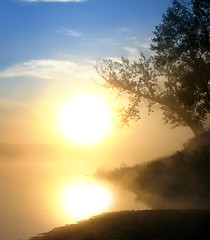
[96,130,210,209]
[0,143,61,161]
[0,143,85,161]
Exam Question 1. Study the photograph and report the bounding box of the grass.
[29,209,210,240]
[96,130,210,209]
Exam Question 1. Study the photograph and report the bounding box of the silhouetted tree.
[95,0,210,135]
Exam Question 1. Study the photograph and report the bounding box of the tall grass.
[96,130,210,209]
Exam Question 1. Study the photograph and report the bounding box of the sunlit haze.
[0,0,196,240]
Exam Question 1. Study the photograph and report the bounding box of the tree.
[95,0,210,135]
[150,0,210,134]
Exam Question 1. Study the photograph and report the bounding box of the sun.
[59,94,112,145]
[61,181,112,221]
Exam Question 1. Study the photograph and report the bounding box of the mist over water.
[0,117,193,240]
[0,144,147,240]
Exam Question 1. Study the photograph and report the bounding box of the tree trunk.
[188,123,202,136]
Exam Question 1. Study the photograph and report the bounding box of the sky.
[0,0,195,240]
[0,0,177,144]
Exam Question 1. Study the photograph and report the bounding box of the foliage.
[29,210,210,240]
[96,130,210,209]
[95,0,210,135]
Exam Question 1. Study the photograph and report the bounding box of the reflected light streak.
[60,180,113,221]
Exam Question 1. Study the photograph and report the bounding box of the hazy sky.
[0,0,177,144]
[0,1,195,240]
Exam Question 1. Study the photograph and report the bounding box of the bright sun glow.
[59,94,112,145]
[61,181,112,221]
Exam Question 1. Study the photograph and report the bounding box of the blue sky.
[0,0,171,68]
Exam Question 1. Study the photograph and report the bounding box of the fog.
[0,150,145,240]
[0,115,192,240]
[96,131,210,210]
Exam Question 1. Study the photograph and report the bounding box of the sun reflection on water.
[60,179,113,221]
